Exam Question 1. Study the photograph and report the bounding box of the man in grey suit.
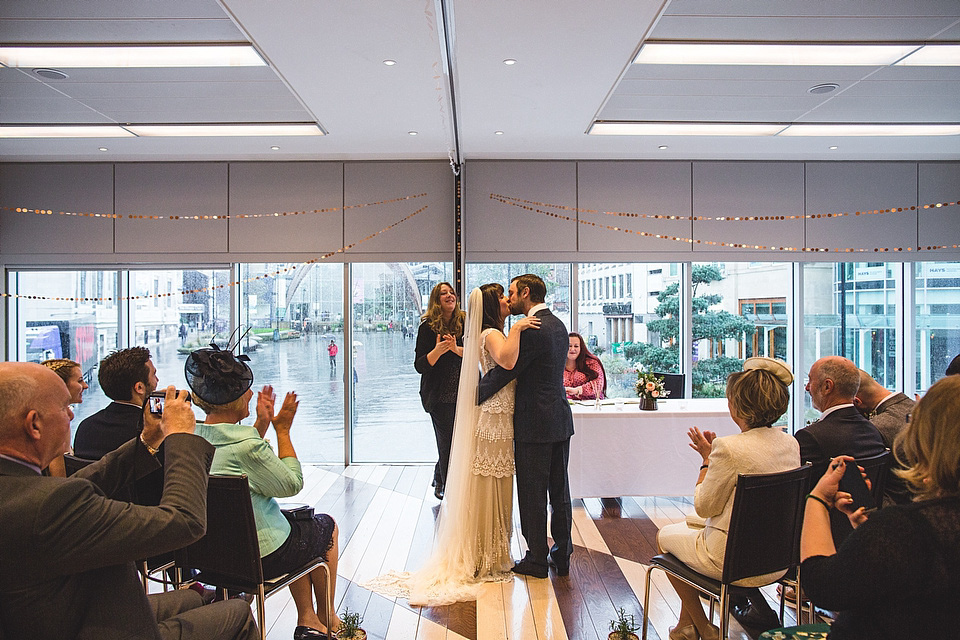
[478,274,574,579]
[0,362,258,640]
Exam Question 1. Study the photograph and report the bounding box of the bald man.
[797,356,886,466]
[0,362,258,640]
[853,369,915,451]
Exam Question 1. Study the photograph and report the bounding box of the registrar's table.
[569,398,739,498]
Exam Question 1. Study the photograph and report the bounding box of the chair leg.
[778,580,786,625]
[257,586,267,640]
[719,585,728,640]
[322,562,332,634]
[795,566,806,625]
[641,564,656,640]
[139,561,149,593]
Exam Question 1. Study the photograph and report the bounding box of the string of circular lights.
[1,204,429,302]
[490,193,958,222]
[489,194,960,253]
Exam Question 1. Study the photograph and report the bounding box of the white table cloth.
[568,398,740,498]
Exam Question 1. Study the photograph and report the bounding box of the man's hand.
[141,399,164,451]
[159,387,196,437]
[272,391,299,434]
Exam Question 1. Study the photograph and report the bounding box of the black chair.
[63,453,95,476]
[781,450,892,624]
[174,475,332,640]
[655,372,685,399]
[642,465,813,639]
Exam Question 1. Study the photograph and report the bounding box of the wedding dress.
[362,288,515,605]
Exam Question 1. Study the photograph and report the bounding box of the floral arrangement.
[635,370,669,401]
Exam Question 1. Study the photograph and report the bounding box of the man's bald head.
[0,362,73,467]
[854,368,888,412]
[806,355,860,411]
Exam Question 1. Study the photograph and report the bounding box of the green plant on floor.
[338,608,365,639]
[609,606,641,639]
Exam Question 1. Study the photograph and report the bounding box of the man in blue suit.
[478,274,574,578]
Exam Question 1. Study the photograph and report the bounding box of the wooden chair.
[642,465,813,639]
[174,475,332,640]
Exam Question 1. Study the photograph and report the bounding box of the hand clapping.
[687,426,716,463]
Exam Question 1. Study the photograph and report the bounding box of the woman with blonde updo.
[41,358,88,477]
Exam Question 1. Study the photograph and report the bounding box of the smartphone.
[838,460,876,512]
[146,390,191,415]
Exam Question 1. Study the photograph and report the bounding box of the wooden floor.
[225,464,804,640]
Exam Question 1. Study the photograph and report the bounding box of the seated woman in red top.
[563,332,606,400]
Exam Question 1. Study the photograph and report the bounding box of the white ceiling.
[1,0,959,162]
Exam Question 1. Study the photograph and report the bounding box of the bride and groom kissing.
[366,273,575,605]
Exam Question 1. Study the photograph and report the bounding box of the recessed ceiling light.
[589,122,783,136]
[503,58,517,65]
[634,43,917,66]
[658,145,668,149]
[98,147,109,152]
[126,124,323,137]
[0,125,135,138]
[829,145,838,150]
[895,44,960,66]
[270,145,280,150]
[808,83,839,94]
[383,59,397,66]
[0,45,265,68]
[779,124,960,136]
[495,130,504,135]
[33,68,68,80]
[408,130,418,136]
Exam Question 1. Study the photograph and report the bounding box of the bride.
[364,284,539,605]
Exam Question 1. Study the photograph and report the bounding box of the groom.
[478,274,574,578]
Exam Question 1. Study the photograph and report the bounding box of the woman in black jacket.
[415,282,465,500]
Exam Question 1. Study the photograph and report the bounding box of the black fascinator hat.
[185,335,253,406]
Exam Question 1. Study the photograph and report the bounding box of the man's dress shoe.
[731,600,782,636]
[433,485,444,500]
[548,552,570,576]
[511,559,548,579]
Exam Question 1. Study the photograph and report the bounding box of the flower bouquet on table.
[635,369,669,411]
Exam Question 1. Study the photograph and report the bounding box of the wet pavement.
[70,331,437,464]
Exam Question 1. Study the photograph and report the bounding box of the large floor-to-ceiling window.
[915,260,960,391]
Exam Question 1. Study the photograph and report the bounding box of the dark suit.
[74,401,163,505]
[478,307,574,569]
[0,433,257,640]
[795,405,886,544]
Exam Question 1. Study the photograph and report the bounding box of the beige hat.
[743,356,793,385]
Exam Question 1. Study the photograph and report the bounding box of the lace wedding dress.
[362,288,515,605]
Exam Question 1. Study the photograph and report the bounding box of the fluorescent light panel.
[0,125,134,138]
[589,122,783,136]
[125,124,323,137]
[634,43,918,66]
[0,45,265,68]
[895,44,960,65]
[779,124,960,136]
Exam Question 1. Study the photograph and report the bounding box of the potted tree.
[337,607,366,640]
[609,607,641,640]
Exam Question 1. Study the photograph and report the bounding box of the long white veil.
[363,288,500,605]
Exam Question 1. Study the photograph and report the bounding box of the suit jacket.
[478,308,574,443]
[74,402,144,459]
[74,401,163,505]
[794,406,886,465]
[870,392,915,450]
[0,434,214,640]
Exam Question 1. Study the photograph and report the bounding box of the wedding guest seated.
[563,332,606,400]
[0,362,258,640]
[187,345,342,640]
[656,357,800,640]
[40,358,88,477]
[800,374,960,639]
[853,369,913,505]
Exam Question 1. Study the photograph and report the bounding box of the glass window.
[131,269,231,395]
[692,263,791,404]
[803,262,899,421]
[916,261,960,392]
[9,270,119,431]
[351,262,454,463]
[239,263,345,463]
[577,263,682,398]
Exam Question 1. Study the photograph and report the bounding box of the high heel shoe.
[668,625,699,640]
[698,622,720,640]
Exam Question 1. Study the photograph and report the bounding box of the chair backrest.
[655,373,685,399]
[175,474,263,587]
[854,449,892,506]
[721,464,813,584]
[63,453,95,476]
